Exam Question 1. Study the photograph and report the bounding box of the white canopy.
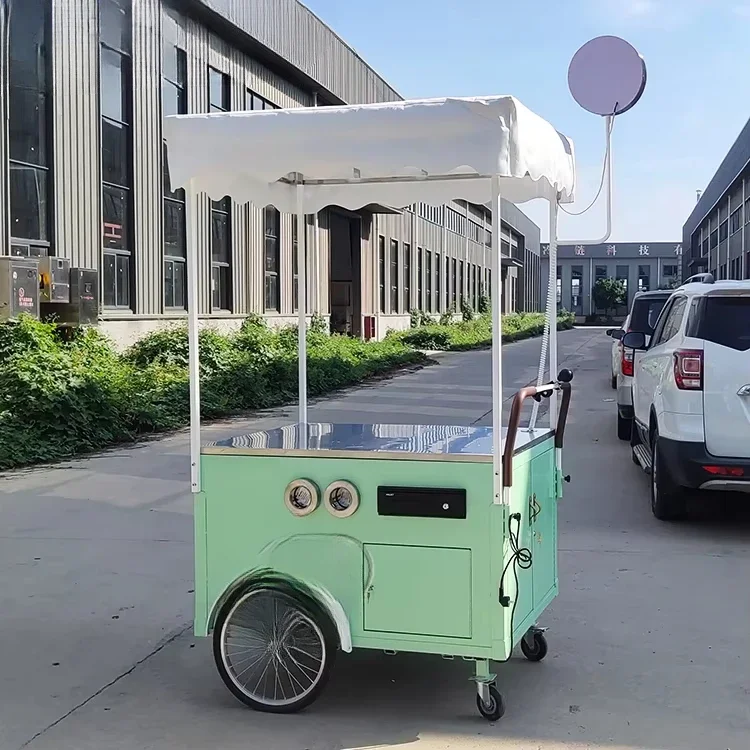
[163,96,576,213]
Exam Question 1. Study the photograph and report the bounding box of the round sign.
[568,36,646,116]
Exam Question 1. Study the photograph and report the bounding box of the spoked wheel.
[213,587,336,713]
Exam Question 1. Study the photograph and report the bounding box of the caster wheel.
[520,631,548,662]
[476,685,505,721]
[213,586,336,713]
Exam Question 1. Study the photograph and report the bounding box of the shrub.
[394,310,575,352]
[0,315,425,471]
[460,297,474,322]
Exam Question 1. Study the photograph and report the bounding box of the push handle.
[502,370,574,488]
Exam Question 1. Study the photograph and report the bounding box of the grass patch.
[390,310,575,351]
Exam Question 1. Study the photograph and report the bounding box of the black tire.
[520,632,548,662]
[611,374,617,389]
[650,431,687,521]
[617,412,632,441]
[213,585,337,713]
[477,685,505,721]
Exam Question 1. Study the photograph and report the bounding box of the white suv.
[622,274,750,520]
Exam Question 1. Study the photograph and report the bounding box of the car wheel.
[650,430,687,521]
[617,412,631,441]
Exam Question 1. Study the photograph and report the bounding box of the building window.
[100,0,133,309]
[435,253,441,313]
[208,67,230,112]
[9,0,51,247]
[445,255,451,309]
[246,88,279,111]
[459,261,465,305]
[207,67,231,310]
[710,228,718,249]
[595,265,607,282]
[378,236,386,314]
[730,207,742,235]
[452,258,457,306]
[745,197,750,225]
[719,219,728,244]
[417,248,423,309]
[162,46,187,309]
[264,206,280,311]
[638,264,650,293]
[616,265,629,308]
[571,265,583,312]
[663,264,678,278]
[211,197,231,310]
[426,250,433,311]
[403,243,411,311]
[390,240,399,313]
[292,217,302,312]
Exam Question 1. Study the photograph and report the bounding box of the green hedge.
[0,316,425,471]
[391,310,575,351]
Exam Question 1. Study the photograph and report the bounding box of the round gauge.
[283,479,320,517]
[324,480,360,518]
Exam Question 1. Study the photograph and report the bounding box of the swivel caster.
[520,629,548,662]
[476,684,505,722]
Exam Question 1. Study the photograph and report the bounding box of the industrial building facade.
[2,0,541,347]
[541,242,683,320]
[683,116,750,281]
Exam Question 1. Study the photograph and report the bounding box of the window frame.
[162,46,187,310]
[264,205,281,312]
[389,239,399,314]
[100,0,133,310]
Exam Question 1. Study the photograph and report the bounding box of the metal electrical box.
[0,257,40,321]
[39,257,70,303]
[47,268,99,326]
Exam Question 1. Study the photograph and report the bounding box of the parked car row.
[606,273,750,520]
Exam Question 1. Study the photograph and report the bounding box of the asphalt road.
[1,328,748,750]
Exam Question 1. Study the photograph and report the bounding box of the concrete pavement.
[1,328,748,750]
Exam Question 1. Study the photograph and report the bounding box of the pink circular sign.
[568,36,647,117]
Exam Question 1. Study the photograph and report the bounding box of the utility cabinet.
[0,257,40,321]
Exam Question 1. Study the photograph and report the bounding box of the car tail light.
[673,349,703,390]
[702,465,745,477]
[621,345,634,377]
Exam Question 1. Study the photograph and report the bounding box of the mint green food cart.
[163,94,582,721]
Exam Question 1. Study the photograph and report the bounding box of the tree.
[592,278,626,317]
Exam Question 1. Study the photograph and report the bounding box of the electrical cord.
[558,105,617,217]
[496,512,533,663]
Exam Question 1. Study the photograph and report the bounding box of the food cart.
[162,37,645,721]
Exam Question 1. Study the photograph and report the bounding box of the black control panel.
[377,486,466,519]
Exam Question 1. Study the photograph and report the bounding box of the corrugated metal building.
[682,116,750,282]
[3,0,541,347]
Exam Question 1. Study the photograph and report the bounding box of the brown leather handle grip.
[502,385,555,488]
[555,381,572,450]
[501,379,573,487]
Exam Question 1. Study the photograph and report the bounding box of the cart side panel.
[490,434,558,661]
[199,452,494,655]
[194,491,209,636]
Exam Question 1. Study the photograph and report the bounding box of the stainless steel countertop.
[202,423,554,462]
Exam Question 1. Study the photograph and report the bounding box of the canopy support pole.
[186,178,201,494]
[490,175,505,505]
[548,199,559,430]
[296,184,308,436]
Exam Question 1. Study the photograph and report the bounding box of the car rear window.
[629,297,670,334]
[689,296,750,351]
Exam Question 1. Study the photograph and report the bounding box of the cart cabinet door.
[531,448,558,606]
[363,544,472,638]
